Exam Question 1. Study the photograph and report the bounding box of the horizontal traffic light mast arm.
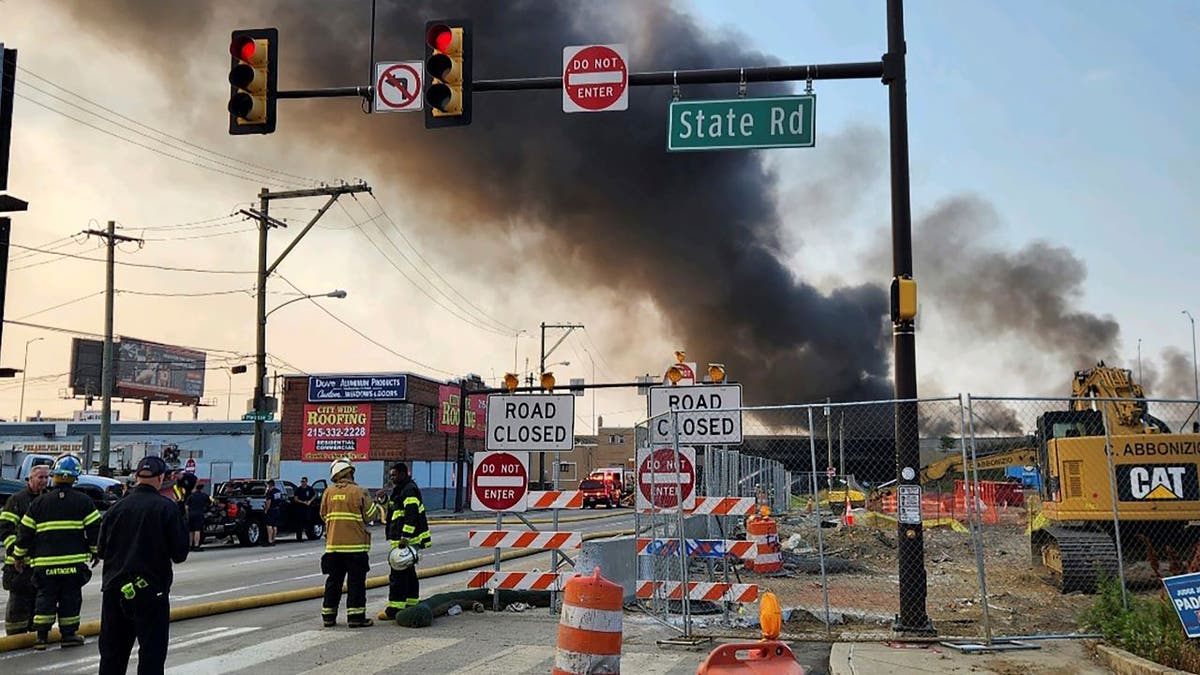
[276,86,372,99]
[464,379,740,396]
[474,60,885,93]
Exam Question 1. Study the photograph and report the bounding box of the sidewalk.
[828,639,1115,674]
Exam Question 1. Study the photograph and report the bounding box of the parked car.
[579,478,619,509]
[211,479,327,546]
[14,454,121,511]
[0,477,25,509]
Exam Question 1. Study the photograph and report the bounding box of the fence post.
[1099,405,1129,610]
[962,395,992,644]
[807,406,832,630]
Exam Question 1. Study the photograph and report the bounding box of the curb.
[428,511,628,526]
[1093,643,1192,675]
[0,528,632,653]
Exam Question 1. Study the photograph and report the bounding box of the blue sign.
[1163,572,1200,637]
[308,374,408,402]
[641,539,736,559]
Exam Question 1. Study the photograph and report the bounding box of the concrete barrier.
[575,534,637,601]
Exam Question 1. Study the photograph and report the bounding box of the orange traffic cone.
[842,494,854,527]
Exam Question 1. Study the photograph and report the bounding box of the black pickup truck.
[207,479,327,547]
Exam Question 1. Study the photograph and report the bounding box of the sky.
[0,0,1197,430]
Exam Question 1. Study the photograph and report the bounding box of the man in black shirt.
[292,476,316,541]
[96,455,188,675]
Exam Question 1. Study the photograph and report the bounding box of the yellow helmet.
[330,457,354,481]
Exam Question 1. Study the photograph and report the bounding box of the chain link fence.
[631,390,1200,642]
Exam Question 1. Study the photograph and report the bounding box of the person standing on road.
[292,476,317,541]
[96,455,189,675]
[378,462,431,620]
[185,485,211,551]
[319,458,378,627]
[263,479,281,546]
[10,455,101,650]
[0,463,49,635]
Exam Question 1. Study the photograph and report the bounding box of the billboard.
[308,373,407,402]
[437,384,487,438]
[69,338,105,396]
[115,337,206,402]
[301,404,371,461]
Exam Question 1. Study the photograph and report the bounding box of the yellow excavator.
[1029,363,1200,592]
[920,447,1038,483]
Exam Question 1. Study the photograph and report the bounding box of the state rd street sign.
[471,451,529,512]
[636,445,696,512]
[648,384,743,445]
[486,394,575,451]
[562,44,628,113]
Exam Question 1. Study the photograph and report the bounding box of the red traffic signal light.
[228,28,278,135]
[424,19,471,128]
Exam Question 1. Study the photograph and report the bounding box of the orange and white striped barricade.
[688,497,758,516]
[469,530,582,550]
[467,571,573,592]
[744,514,782,574]
[635,580,759,604]
[528,490,584,510]
[553,569,623,675]
[635,537,756,560]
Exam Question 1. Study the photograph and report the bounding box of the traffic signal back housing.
[228,28,278,135]
[424,19,472,128]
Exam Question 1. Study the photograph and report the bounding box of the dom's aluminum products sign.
[486,394,575,451]
[1163,572,1200,637]
[308,373,407,402]
[301,404,371,461]
[648,384,743,444]
[114,337,207,403]
[667,95,815,152]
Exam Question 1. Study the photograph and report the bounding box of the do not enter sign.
[472,451,529,512]
[636,446,696,512]
[563,44,628,113]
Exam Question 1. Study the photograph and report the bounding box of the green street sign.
[242,411,274,421]
[667,95,815,152]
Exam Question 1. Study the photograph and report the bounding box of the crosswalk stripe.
[164,629,348,674]
[620,651,691,674]
[296,636,462,675]
[39,626,262,674]
[444,645,556,674]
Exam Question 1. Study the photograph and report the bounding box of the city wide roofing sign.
[301,404,371,461]
[308,373,407,402]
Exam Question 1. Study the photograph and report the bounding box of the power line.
[13,291,106,321]
[116,288,253,298]
[2,319,246,356]
[7,243,254,274]
[137,214,243,232]
[140,226,257,242]
[365,193,518,334]
[276,275,456,376]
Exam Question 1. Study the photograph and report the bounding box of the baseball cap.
[136,455,168,478]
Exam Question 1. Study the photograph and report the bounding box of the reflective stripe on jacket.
[386,477,431,550]
[320,479,376,553]
[12,485,100,567]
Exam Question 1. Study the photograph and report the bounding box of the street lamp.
[266,289,347,318]
[513,329,529,373]
[1185,311,1199,429]
[19,337,44,421]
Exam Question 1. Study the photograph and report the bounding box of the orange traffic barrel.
[746,514,783,574]
[696,641,804,674]
[552,568,623,675]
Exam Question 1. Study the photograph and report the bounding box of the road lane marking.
[296,636,462,675]
[444,645,556,674]
[165,629,348,674]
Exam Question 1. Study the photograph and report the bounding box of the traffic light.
[424,19,472,128]
[227,28,278,135]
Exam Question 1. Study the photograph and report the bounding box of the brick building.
[554,424,644,489]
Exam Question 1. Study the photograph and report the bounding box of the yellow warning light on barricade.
[540,372,556,391]
[674,350,687,363]
[759,592,782,640]
[665,365,684,386]
[503,373,519,392]
[707,363,726,384]
[759,505,771,518]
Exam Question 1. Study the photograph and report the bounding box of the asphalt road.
[0,509,633,626]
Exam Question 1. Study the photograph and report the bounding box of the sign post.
[667,95,815,152]
[471,451,529,512]
[562,44,628,113]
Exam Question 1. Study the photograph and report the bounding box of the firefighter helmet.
[51,455,83,481]
[330,457,354,481]
[388,545,419,571]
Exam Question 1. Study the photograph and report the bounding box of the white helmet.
[388,545,419,571]
[330,457,354,481]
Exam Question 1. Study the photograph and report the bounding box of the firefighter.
[378,462,431,621]
[319,457,378,628]
[11,455,101,650]
[0,462,49,635]
[96,454,190,675]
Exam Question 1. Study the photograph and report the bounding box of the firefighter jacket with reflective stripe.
[12,485,101,568]
[0,486,39,566]
[386,477,430,550]
[320,479,377,553]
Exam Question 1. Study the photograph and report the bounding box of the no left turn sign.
[374,61,423,113]
[562,44,628,113]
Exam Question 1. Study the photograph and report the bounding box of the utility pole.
[0,44,29,374]
[538,321,583,487]
[84,221,142,476]
[247,182,370,479]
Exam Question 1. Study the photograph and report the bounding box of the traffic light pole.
[250,182,371,479]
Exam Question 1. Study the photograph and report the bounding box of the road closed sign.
[562,44,628,113]
[636,445,696,512]
[486,394,575,451]
[472,451,529,512]
[648,384,743,445]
